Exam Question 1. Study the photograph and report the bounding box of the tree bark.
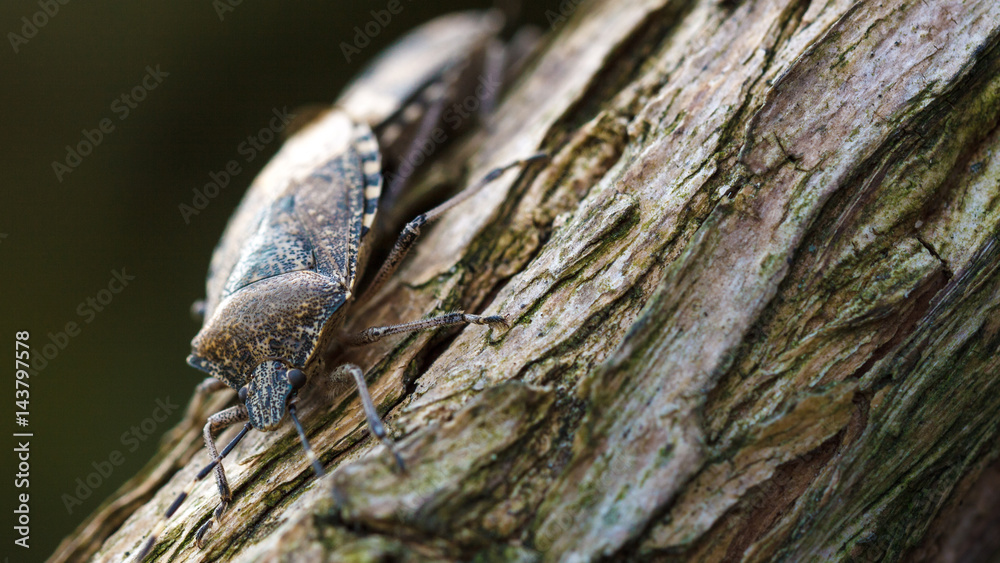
[53,0,1000,561]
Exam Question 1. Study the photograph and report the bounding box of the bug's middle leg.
[346,312,506,347]
[194,404,249,547]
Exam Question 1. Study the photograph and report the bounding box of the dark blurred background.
[0,1,557,559]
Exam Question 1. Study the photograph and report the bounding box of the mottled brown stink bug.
[132,10,544,561]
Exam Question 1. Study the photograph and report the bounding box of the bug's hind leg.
[358,153,547,304]
[194,404,249,547]
[379,68,458,208]
[195,377,227,395]
[187,376,229,418]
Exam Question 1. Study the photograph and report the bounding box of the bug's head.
[240,360,326,477]
[241,360,308,431]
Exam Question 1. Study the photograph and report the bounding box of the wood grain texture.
[53,0,1000,561]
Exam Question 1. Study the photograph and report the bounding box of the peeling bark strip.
[57,1,1000,562]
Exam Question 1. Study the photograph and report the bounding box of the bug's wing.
[219,146,370,299]
[220,193,315,297]
[289,142,370,291]
[202,110,355,318]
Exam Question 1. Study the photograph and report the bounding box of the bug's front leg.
[194,404,249,547]
[332,364,404,471]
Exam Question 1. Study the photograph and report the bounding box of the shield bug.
[131,10,545,562]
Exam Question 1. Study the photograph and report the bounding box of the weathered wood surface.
[53,0,1000,561]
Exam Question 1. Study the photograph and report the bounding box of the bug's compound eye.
[190,299,206,322]
[287,369,307,390]
[238,386,249,404]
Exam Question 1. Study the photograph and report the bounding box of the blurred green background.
[0,1,558,559]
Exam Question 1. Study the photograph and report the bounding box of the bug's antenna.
[131,423,252,562]
[495,0,522,30]
[288,403,325,477]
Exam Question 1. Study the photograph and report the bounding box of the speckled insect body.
[131,10,545,562]
[188,117,382,433]
[132,111,395,561]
